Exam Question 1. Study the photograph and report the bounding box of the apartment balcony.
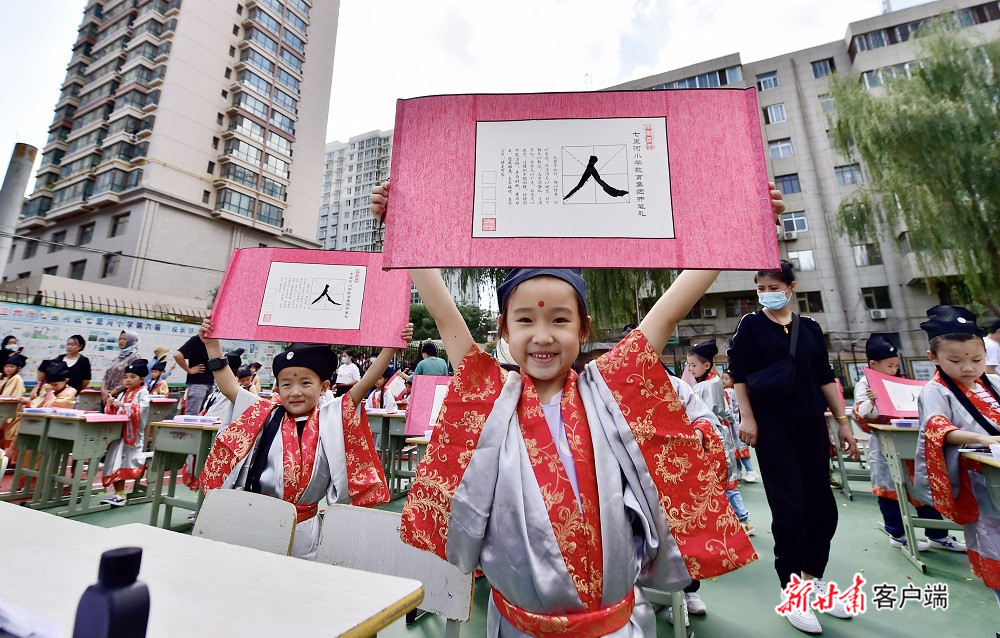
[164,0,181,17]
[902,251,960,285]
[18,196,52,231]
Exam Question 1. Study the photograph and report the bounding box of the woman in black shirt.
[53,334,92,394]
[727,260,858,634]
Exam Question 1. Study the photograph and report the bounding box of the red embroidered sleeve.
[400,346,504,559]
[340,392,390,506]
[200,399,275,493]
[923,415,978,525]
[595,329,757,580]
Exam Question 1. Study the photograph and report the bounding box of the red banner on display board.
[208,248,412,347]
[382,89,778,269]
[863,368,926,419]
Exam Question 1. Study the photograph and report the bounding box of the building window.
[109,213,129,238]
[835,164,864,186]
[77,222,95,245]
[756,71,779,91]
[683,301,702,321]
[819,94,835,113]
[725,296,758,319]
[101,253,120,278]
[215,187,256,218]
[853,243,883,266]
[207,161,216,174]
[862,286,892,310]
[202,190,211,204]
[229,45,236,57]
[898,232,912,254]
[811,58,835,78]
[23,239,39,259]
[780,211,808,232]
[763,103,786,124]
[49,230,66,252]
[774,173,801,194]
[768,138,793,159]
[862,70,882,90]
[787,250,815,271]
[854,30,888,53]
[43,266,58,276]
[69,260,86,280]
[795,291,824,313]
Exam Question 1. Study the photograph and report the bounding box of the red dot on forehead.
[538,300,545,307]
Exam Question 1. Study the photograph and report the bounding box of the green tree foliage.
[447,268,676,335]
[828,21,1000,313]
[410,302,492,342]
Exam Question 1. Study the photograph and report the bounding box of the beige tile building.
[609,0,1000,372]
[10,0,339,307]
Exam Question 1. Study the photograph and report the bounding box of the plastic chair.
[192,489,297,555]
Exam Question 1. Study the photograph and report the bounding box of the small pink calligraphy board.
[209,248,412,347]
[383,89,777,269]
[404,375,452,436]
[864,368,926,419]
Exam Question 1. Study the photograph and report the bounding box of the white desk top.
[0,503,423,637]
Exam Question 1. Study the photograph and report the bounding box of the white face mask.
[4,344,16,351]
[341,356,349,365]
[369,357,377,364]
[758,288,791,311]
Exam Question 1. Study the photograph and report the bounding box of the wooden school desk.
[45,413,128,517]
[367,409,411,499]
[0,503,424,638]
[2,411,52,504]
[825,412,869,501]
[75,388,103,411]
[866,421,962,572]
[0,396,21,420]
[147,420,218,531]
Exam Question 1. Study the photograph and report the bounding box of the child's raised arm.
[637,182,786,354]
[199,318,240,403]
[349,323,414,406]
[372,181,475,369]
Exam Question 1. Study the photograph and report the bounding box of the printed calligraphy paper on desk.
[209,248,411,347]
[863,368,926,419]
[383,89,778,269]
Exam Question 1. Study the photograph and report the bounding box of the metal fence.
[0,286,208,323]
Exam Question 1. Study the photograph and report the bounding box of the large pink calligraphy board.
[383,89,778,269]
[209,248,412,347]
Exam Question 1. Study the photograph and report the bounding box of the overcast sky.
[0,0,929,191]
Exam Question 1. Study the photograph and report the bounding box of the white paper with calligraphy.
[473,117,671,238]
[259,262,366,330]
[864,368,926,419]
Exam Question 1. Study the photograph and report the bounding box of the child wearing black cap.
[913,305,1000,606]
[102,358,151,506]
[854,334,963,552]
[237,367,259,395]
[146,360,170,397]
[373,178,787,636]
[0,353,28,461]
[199,317,413,559]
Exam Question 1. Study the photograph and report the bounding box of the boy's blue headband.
[497,269,587,313]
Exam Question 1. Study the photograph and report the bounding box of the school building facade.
[9,0,339,309]
[609,0,1000,366]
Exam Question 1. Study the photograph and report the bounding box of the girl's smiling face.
[499,276,590,401]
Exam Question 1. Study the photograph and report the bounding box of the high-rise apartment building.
[609,0,1000,363]
[11,0,339,305]
[317,131,391,252]
[316,131,480,307]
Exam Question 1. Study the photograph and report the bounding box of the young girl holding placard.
[372,181,784,637]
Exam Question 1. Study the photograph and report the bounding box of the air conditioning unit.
[782,230,798,241]
[702,308,718,318]
[129,133,140,143]
[869,309,889,320]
